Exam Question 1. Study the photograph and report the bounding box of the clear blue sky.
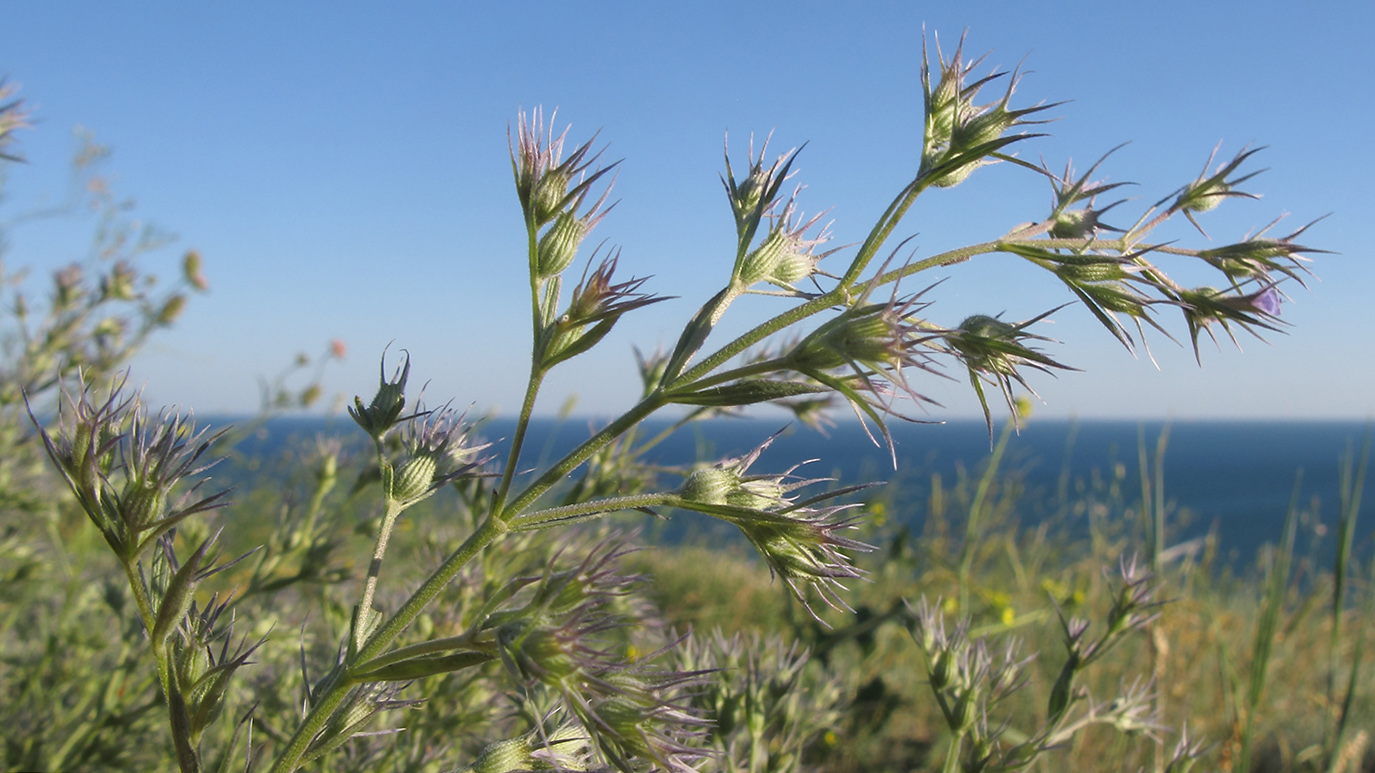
[3,2,1371,420]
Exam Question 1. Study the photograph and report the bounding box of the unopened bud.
[157,294,187,325]
[734,167,769,215]
[498,619,580,685]
[182,250,209,291]
[930,649,956,690]
[737,227,789,285]
[464,738,535,773]
[532,170,571,226]
[769,249,819,286]
[122,479,166,528]
[537,212,586,277]
[392,455,437,503]
[679,466,738,505]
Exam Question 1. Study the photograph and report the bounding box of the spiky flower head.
[944,308,1076,441]
[1167,144,1265,235]
[1044,148,1131,240]
[511,108,615,229]
[786,279,945,455]
[535,191,614,279]
[349,349,411,441]
[574,663,712,773]
[494,538,642,693]
[389,403,486,504]
[27,372,230,561]
[677,432,811,510]
[675,434,874,617]
[543,251,670,369]
[722,133,800,246]
[1195,217,1324,286]
[1174,282,1285,364]
[489,540,709,773]
[734,198,834,290]
[919,32,1056,189]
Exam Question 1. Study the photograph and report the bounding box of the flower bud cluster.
[1044,152,1130,240]
[1173,282,1285,365]
[783,285,944,447]
[734,199,833,291]
[512,109,616,281]
[673,630,847,773]
[905,598,1045,770]
[543,252,669,369]
[306,682,421,762]
[489,539,708,772]
[165,578,264,744]
[675,435,874,616]
[723,134,798,247]
[1169,145,1264,232]
[1046,556,1163,727]
[918,35,1054,189]
[28,374,230,562]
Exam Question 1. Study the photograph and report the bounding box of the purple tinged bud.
[1251,287,1282,316]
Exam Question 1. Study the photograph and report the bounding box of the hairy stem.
[269,515,508,773]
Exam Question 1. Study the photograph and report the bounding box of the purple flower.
[1250,286,1282,316]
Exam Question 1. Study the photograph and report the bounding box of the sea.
[226,416,1373,571]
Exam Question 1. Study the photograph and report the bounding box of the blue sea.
[230,416,1373,569]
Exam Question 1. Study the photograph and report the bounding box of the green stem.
[268,515,508,773]
[941,734,963,773]
[670,235,1023,392]
[123,559,198,772]
[499,393,667,521]
[358,514,508,667]
[357,498,405,623]
[840,177,928,287]
[492,367,547,515]
[959,418,1013,610]
[662,357,789,396]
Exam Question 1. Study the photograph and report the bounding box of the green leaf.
[351,651,494,682]
[666,379,827,407]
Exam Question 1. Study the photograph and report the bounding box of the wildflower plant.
[17,30,1328,772]
[904,560,1206,772]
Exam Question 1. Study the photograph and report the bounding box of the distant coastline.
[217,415,1373,568]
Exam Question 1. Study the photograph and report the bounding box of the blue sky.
[2,2,1371,421]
